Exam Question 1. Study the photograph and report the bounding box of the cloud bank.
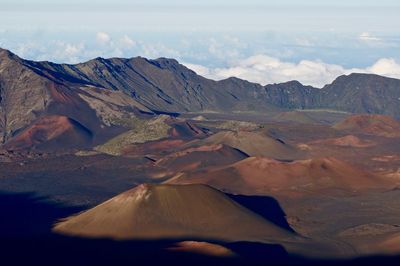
[3,30,399,88]
[184,56,400,88]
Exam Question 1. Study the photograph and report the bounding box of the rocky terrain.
[1,48,400,265]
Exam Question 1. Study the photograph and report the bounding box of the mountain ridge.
[1,47,400,145]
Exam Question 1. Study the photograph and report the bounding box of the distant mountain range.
[1,47,400,144]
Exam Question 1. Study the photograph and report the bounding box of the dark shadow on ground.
[0,191,84,236]
[228,193,296,233]
[1,191,400,266]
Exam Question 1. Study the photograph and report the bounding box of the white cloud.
[183,55,400,88]
[140,42,181,59]
[64,43,83,56]
[366,58,400,77]
[23,41,87,63]
[182,62,211,77]
[96,32,111,44]
[359,32,381,41]
[119,35,136,48]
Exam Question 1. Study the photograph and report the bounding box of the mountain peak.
[0,48,20,62]
[330,72,398,85]
[153,57,180,65]
[279,80,305,87]
[0,47,10,54]
[53,183,294,241]
[150,57,190,71]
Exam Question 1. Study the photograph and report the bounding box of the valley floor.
[1,111,400,265]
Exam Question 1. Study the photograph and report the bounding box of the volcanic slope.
[310,135,376,148]
[169,120,208,139]
[154,144,248,173]
[183,131,301,160]
[53,184,296,243]
[168,157,390,196]
[94,116,209,156]
[0,49,154,146]
[377,233,400,254]
[333,114,400,138]
[4,115,93,151]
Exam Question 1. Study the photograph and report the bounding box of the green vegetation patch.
[95,115,171,156]
[199,119,263,131]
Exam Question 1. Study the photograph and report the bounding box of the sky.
[0,0,400,87]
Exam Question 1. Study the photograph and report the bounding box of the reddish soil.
[5,115,92,150]
[333,114,400,138]
[168,157,392,196]
[310,135,376,148]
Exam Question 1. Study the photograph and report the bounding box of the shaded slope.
[26,55,321,115]
[31,59,400,118]
[53,184,295,243]
[28,56,272,113]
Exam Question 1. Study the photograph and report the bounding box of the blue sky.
[0,0,400,87]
